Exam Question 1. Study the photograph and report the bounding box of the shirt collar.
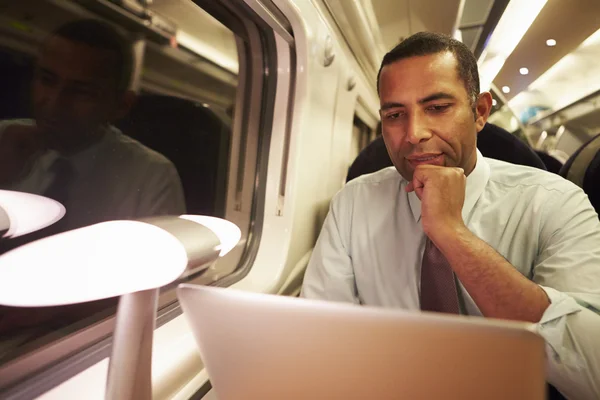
[407,149,490,222]
[57,125,117,175]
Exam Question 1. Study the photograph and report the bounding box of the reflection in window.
[0,0,238,366]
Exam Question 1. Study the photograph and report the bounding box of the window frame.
[0,0,281,396]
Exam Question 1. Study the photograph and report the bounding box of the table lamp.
[0,189,65,238]
[0,214,241,400]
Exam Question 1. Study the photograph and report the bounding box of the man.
[0,18,185,234]
[0,19,185,348]
[302,32,600,399]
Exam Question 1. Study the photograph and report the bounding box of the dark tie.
[42,157,74,233]
[420,238,460,314]
[43,157,74,205]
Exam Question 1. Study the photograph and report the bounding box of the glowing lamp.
[0,189,65,239]
[0,215,241,400]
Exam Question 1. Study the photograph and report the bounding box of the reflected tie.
[420,238,460,314]
[43,157,74,232]
[44,157,74,205]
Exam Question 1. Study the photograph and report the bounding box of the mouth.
[406,153,444,167]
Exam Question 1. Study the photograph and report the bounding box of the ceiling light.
[508,28,600,118]
[477,0,548,90]
[546,39,556,47]
[520,67,529,75]
[492,99,498,106]
[502,86,511,94]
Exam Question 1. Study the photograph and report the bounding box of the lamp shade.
[0,216,241,307]
[0,189,65,239]
[180,215,242,256]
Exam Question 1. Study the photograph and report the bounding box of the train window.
[350,117,373,163]
[0,0,274,385]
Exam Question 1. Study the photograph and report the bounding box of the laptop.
[177,284,546,400]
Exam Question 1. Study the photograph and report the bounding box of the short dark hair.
[377,32,480,105]
[51,19,133,94]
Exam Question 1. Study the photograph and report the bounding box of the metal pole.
[106,288,158,400]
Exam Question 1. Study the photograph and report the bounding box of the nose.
[38,84,67,117]
[406,111,432,145]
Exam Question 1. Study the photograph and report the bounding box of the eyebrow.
[380,92,457,110]
[38,67,97,89]
[39,67,56,77]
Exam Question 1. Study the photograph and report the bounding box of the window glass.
[0,0,240,366]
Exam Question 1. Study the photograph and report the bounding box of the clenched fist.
[405,164,467,241]
[0,125,46,185]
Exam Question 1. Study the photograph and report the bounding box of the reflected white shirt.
[0,119,186,229]
[302,151,600,400]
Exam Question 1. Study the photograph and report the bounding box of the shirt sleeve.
[301,190,359,304]
[534,187,600,400]
[136,159,186,218]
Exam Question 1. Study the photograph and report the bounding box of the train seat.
[535,151,564,174]
[559,133,600,216]
[346,122,546,182]
[116,94,231,217]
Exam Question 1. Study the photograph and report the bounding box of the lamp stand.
[106,288,158,400]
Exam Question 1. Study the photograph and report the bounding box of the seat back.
[560,133,600,215]
[116,94,230,217]
[346,123,546,182]
[535,151,564,174]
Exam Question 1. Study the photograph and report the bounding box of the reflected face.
[378,52,483,181]
[32,36,121,149]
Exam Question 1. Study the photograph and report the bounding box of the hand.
[405,165,467,241]
[0,125,45,185]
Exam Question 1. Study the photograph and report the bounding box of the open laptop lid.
[177,284,546,400]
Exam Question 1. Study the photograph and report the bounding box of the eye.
[384,110,405,120]
[70,86,98,99]
[426,104,451,113]
[38,73,56,86]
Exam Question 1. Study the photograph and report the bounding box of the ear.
[113,90,137,120]
[474,92,493,133]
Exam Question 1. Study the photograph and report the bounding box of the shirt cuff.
[537,285,585,368]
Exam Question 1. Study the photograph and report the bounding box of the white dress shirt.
[0,119,186,229]
[302,151,600,400]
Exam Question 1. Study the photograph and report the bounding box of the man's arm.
[0,123,46,185]
[529,188,600,400]
[301,192,359,303]
[434,225,550,322]
[408,165,600,399]
[407,165,550,322]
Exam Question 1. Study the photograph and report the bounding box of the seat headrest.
[560,133,600,214]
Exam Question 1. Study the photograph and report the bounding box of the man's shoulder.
[107,126,176,171]
[335,167,401,204]
[486,157,579,194]
[344,166,401,189]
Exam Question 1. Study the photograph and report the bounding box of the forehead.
[378,52,467,101]
[38,36,118,83]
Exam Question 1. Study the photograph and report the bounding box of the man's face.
[32,36,122,149]
[378,51,488,181]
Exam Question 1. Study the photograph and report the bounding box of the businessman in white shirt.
[302,32,600,399]
[0,19,185,232]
